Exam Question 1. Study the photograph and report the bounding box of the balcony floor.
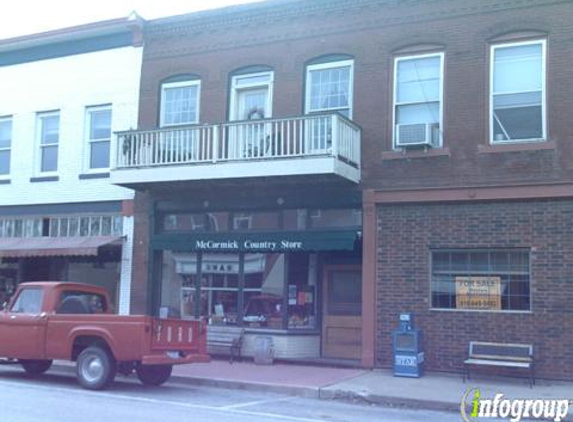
[111,155,360,189]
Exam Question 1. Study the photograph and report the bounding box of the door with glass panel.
[322,266,362,360]
[229,72,273,159]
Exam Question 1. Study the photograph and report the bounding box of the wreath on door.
[247,107,265,120]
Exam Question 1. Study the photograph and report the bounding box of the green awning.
[152,230,359,253]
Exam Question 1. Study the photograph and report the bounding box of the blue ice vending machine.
[392,313,424,377]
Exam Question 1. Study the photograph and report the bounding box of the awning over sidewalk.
[0,236,123,258]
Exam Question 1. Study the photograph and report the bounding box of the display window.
[159,250,318,331]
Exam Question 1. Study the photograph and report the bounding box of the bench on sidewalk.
[207,326,245,364]
[463,341,535,387]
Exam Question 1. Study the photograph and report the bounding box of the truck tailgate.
[151,318,206,352]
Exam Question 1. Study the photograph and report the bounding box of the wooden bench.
[207,326,245,364]
[463,341,535,387]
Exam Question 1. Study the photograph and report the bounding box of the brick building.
[109,0,573,378]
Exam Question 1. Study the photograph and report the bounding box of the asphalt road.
[0,365,468,422]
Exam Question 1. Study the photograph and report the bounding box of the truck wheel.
[136,364,173,386]
[76,346,116,390]
[20,359,53,375]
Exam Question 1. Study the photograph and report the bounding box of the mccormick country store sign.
[455,276,502,310]
[152,230,359,253]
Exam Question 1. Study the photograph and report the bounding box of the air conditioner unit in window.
[396,123,440,148]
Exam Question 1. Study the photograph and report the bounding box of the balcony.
[110,113,361,187]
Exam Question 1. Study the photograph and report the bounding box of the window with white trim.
[160,80,200,127]
[490,40,546,143]
[393,53,443,148]
[86,106,112,170]
[305,60,353,118]
[37,112,59,173]
[0,117,12,176]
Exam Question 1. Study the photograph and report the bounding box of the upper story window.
[305,59,354,118]
[393,53,443,149]
[160,79,200,127]
[37,111,59,173]
[490,40,546,143]
[230,71,274,121]
[86,106,112,170]
[0,117,12,176]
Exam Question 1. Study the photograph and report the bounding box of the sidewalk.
[52,359,573,413]
[169,360,573,412]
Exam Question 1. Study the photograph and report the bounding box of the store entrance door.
[322,265,362,359]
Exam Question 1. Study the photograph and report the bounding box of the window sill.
[79,172,110,180]
[30,176,59,183]
[429,308,532,314]
[381,147,450,161]
[479,141,555,154]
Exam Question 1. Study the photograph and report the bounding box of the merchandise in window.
[243,253,284,329]
[491,41,545,142]
[287,253,317,330]
[431,249,531,311]
[394,53,443,148]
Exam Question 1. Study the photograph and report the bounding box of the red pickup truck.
[0,282,209,390]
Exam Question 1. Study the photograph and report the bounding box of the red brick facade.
[128,0,573,377]
[375,199,573,380]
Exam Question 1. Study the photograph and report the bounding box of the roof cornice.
[147,0,570,38]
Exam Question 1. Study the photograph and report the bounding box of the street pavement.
[0,365,476,422]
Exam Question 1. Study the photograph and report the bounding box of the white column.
[118,215,134,315]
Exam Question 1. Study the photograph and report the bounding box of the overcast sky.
[0,0,266,39]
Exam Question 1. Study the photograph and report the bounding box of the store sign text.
[195,239,304,251]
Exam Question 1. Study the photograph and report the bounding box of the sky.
[0,0,266,40]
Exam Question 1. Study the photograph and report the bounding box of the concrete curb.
[52,364,460,412]
[318,388,460,412]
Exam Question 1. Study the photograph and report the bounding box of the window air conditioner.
[396,123,439,148]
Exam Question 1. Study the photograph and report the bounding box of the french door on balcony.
[229,71,273,159]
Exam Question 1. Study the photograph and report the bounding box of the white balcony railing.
[114,114,360,170]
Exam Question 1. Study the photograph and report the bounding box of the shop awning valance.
[0,236,123,258]
[153,230,360,253]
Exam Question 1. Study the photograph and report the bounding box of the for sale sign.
[455,276,501,310]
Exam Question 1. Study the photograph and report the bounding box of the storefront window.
[287,253,317,330]
[200,254,240,325]
[160,251,201,319]
[163,213,207,232]
[243,253,284,329]
[283,209,307,231]
[160,250,318,331]
[309,209,361,229]
[206,212,229,232]
[431,249,531,311]
[232,211,280,231]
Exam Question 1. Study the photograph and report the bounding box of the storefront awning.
[0,236,123,258]
[153,230,360,253]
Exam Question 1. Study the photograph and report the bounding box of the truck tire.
[136,364,173,386]
[76,346,116,390]
[20,359,53,375]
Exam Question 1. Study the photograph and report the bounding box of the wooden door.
[322,266,362,359]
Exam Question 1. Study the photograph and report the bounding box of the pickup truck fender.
[67,326,119,360]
